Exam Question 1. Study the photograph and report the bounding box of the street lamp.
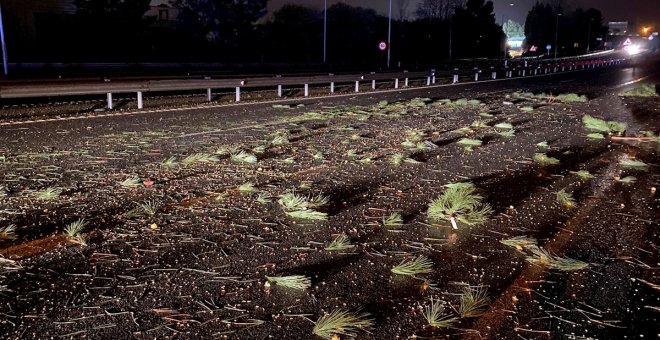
[554,13,562,59]
[0,3,8,75]
[503,2,514,62]
[387,0,392,68]
[323,0,327,64]
[586,18,593,53]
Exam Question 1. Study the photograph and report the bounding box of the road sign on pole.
[379,42,387,51]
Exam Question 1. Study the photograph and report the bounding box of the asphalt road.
[0,55,658,156]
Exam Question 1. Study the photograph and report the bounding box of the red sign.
[623,38,632,46]
[530,45,538,52]
[378,41,387,51]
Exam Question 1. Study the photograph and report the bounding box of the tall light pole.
[323,0,327,64]
[503,3,514,62]
[586,17,593,53]
[554,13,562,59]
[387,0,392,68]
[0,3,8,75]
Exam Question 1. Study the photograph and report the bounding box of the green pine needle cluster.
[525,246,588,271]
[238,182,257,193]
[428,182,492,226]
[459,286,490,318]
[382,212,403,227]
[279,192,329,220]
[64,219,87,237]
[533,153,560,166]
[266,275,311,290]
[34,187,62,200]
[312,309,373,340]
[556,189,576,209]
[457,138,483,152]
[0,225,17,240]
[325,234,354,252]
[500,236,538,251]
[619,84,658,97]
[391,255,434,276]
[230,151,258,164]
[618,159,649,171]
[120,177,142,188]
[582,115,626,138]
[571,170,594,180]
[424,298,459,328]
[181,153,219,165]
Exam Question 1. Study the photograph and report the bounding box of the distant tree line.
[3,0,606,67]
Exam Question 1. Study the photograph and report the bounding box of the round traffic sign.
[378,41,387,51]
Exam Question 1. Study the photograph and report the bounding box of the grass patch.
[312,309,373,340]
[391,255,433,276]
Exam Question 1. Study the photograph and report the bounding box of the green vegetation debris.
[459,286,490,318]
[391,255,434,276]
[312,309,373,340]
[266,275,311,290]
[533,153,560,166]
[428,182,492,228]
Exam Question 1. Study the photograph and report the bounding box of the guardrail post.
[355,80,360,92]
[473,67,479,81]
[554,66,558,72]
[235,87,241,102]
[304,84,309,97]
[394,78,399,89]
[372,79,376,90]
[277,85,282,97]
[207,88,212,102]
[137,91,143,109]
[107,93,113,109]
[426,76,431,86]
[453,68,459,83]
[431,69,436,84]
[522,68,526,77]
[491,67,496,80]
[562,65,565,72]
[330,82,334,93]
[405,77,409,87]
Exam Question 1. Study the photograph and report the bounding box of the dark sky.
[267,0,659,29]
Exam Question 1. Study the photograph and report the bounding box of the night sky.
[266,0,659,29]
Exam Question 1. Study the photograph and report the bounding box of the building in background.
[608,21,629,36]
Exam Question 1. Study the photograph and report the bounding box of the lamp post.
[503,3,515,62]
[0,3,8,75]
[323,0,327,64]
[387,0,392,68]
[586,17,593,53]
[554,13,562,59]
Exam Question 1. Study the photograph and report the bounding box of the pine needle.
[230,151,257,164]
[382,212,403,227]
[138,200,159,216]
[571,170,594,180]
[181,153,219,165]
[161,157,178,168]
[586,133,606,139]
[617,176,637,184]
[457,138,483,147]
[500,236,537,251]
[119,177,142,188]
[533,153,560,166]
[312,309,373,340]
[0,225,17,240]
[424,298,458,328]
[459,286,490,318]
[238,182,257,193]
[525,246,588,271]
[497,130,516,138]
[494,122,514,130]
[618,159,649,171]
[428,182,491,227]
[34,187,61,200]
[389,153,405,165]
[391,255,434,276]
[536,141,549,148]
[325,234,354,251]
[266,275,311,290]
[64,219,87,237]
[556,189,576,209]
[286,210,327,220]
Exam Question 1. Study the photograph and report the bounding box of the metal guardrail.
[0,54,627,109]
